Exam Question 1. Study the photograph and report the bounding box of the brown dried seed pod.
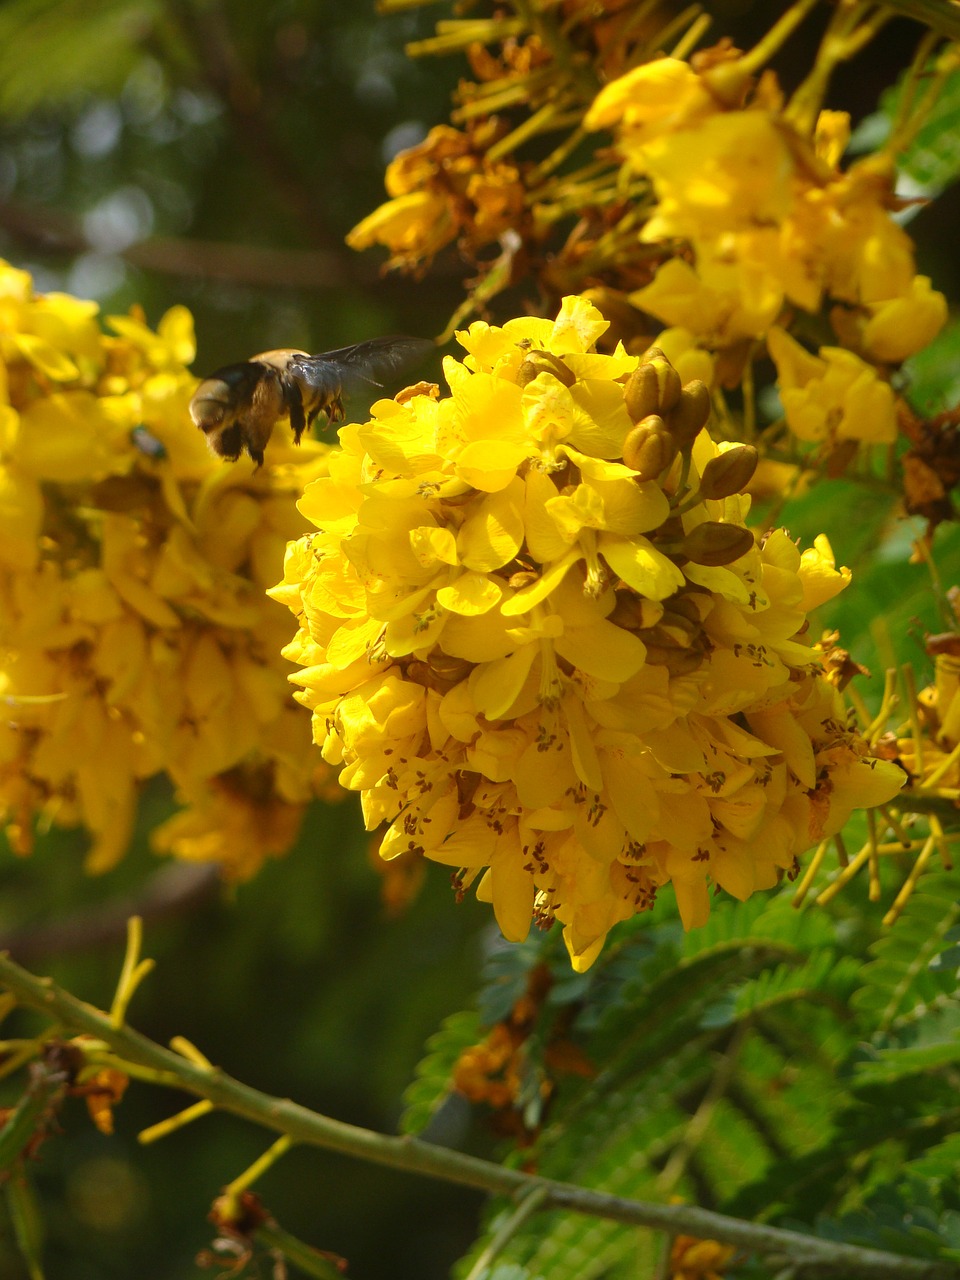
[681,521,756,566]
[667,380,711,446]
[699,445,759,499]
[623,414,678,480]
[517,350,576,388]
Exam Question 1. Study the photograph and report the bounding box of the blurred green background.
[1,1,960,1277]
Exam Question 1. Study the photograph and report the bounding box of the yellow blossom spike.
[0,259,331,880]
[273,302,904,968]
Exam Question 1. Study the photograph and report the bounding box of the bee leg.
[285,379,307,445]
[215,423,245,462]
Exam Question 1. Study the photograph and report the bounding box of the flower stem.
[0,953,956,1279]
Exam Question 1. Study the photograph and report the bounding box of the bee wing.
[288,336,433,396]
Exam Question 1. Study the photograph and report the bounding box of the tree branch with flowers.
[4,1,960,1277]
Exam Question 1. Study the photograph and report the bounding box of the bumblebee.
[189,335,431,467]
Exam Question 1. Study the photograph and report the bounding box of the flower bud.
[609,592,663,631]
[517,350,576,388]
[640,612,702,649]
[681,521,755,566]
[624,355,682,422]
[699,445,759,499]
[623,414,678,480]
[667,380,711,446]
[641,642,707,677]
[623,362,661,423]
[643,354,683,412]
[667,590,713,624]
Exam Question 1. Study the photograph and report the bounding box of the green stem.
[0,954,956,1280]
[462,1186,550,1280]
[253,1222,347,1279]
[0,1063,63,1172]
[875,0,960,40]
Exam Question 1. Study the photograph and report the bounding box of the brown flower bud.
[667,590,713,624]
[699,445,759,499]
[609,591,663,631]
[640,612,701,649]
[517,350,576,388]
[624,355,682,422]
[623,362,661,423]
[641,642,707,676]
[643,354,682,412]
[623,414,678,480]
[667,380,711,446]
[681,521,755,566]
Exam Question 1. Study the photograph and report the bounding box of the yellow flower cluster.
[901,639,960,795]
[586,54,947,441]
[272,296,903,970]
[347,122,526,271]
[0,260,330,875]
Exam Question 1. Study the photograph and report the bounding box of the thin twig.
[0,954,955,1280]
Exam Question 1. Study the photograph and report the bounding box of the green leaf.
[904,318,960,414]
[855,1037,960,1086]
[899,1132,960,1191]
[852,875,960,1032]
[4,1172,45,1280]
[700,953,861,1029]
[851,49,960,189]
[399,1009,481,1136]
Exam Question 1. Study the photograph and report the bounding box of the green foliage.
[0,0,159,117]
[886,64,960,190]
[399,884,960,1280]
[3,1172,45,1280]
[851,873,960,1030]
[905,318,960,415]
[401,1010,482,1136]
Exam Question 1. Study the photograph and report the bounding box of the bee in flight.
[189,335,432,467]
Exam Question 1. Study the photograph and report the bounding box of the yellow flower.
[767,326,897,445]
[860,275,949,363]
[347,122,526,269]
[273,297,903,969]
[639,112,795,241]
[0,259,331,874]
[346,191,455,266]
[631,254,783,348]
[584,56,714,141]
[588,59,945,364]
[151,768,307,882]
[670,1233,735,1280]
